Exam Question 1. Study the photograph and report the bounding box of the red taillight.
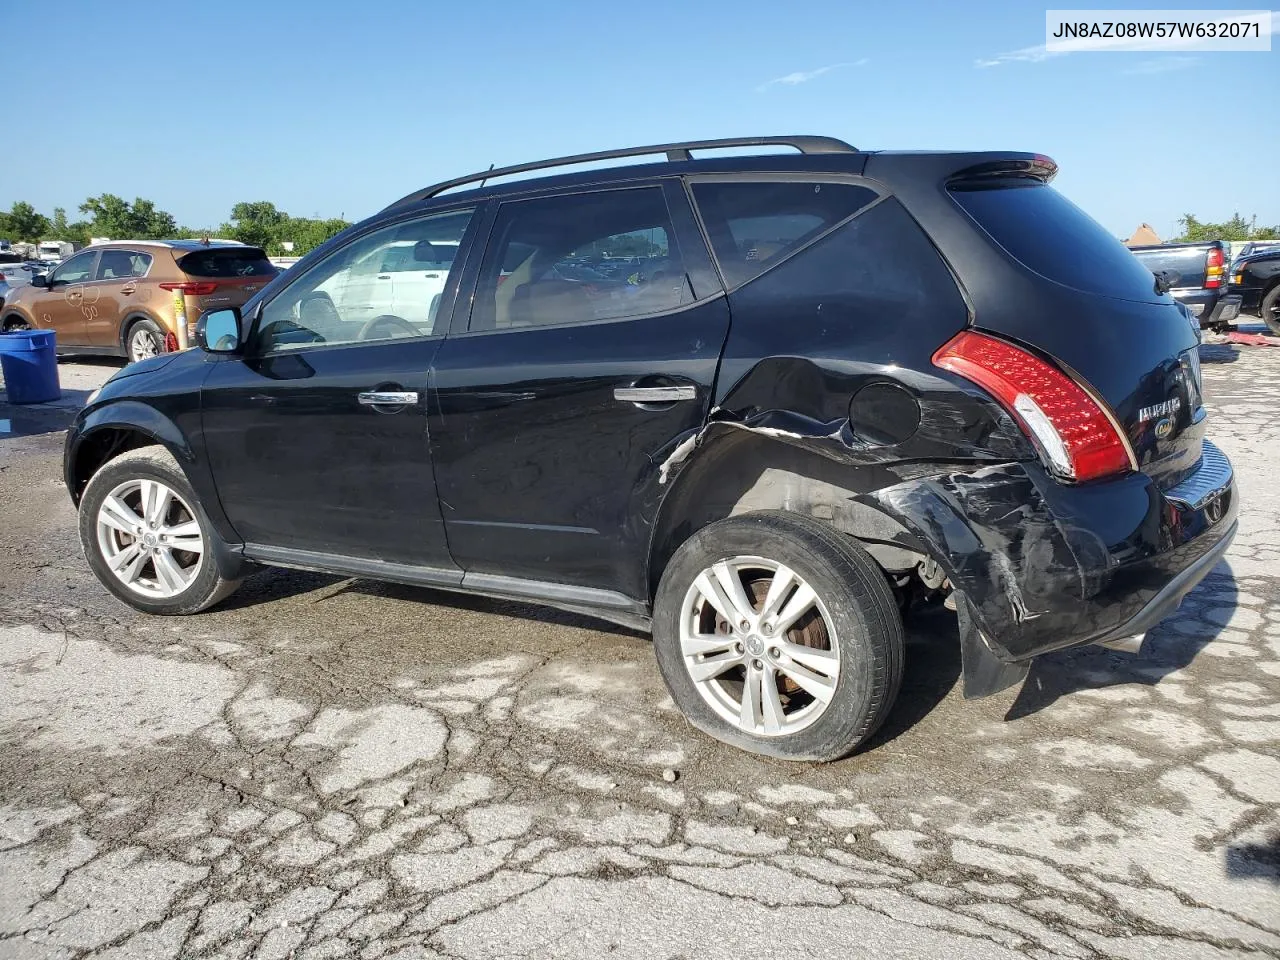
[159,281,219,296]
[163,332,179,352]
[932,331,1132,483]
[1204,247,1224,289]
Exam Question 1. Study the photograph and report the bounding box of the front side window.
[691,180,879,288]
[469,187,692,332]
[49,252,96,285]
[253,208,473,354]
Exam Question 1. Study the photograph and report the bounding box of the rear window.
[691,180,879,287]
[950,182,1163,302]
[178,247,276,278]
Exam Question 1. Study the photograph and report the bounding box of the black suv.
[64,136,1237,761]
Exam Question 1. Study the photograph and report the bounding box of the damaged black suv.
[65,136,1237,761]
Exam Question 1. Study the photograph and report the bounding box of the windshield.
[951,181,1164,302]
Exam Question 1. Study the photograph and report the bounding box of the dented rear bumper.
[867,441,1238,674]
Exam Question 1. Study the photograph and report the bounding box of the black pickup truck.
[1229,248,1280,335]
[1129,240,1242,330]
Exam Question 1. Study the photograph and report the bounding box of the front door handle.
[614,385,697,403]
[358,390,419,407]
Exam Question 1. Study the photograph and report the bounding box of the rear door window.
[690,180,879,287]
[469,187,693,332]
[950,182,1164,302]
[96,250,152,280]
[179,247,276,278]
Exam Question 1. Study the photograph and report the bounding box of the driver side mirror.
[30,273,49,288]
[197,308,242,354]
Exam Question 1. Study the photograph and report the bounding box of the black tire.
[124,317,164,363]
[652,511,904,762]
[1261,286,1280,337]
[78,446,241,615]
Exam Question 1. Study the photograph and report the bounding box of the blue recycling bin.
[0,329,61,404]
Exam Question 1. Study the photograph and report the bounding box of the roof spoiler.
[947,154,1059,185]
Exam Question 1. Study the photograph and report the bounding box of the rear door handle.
[376,274,392,280]
[358,390,419,406]
[614,385,697,403]
[120,284,136,295]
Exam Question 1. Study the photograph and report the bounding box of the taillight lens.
[1204,248,1224,289]
[159,281,219,296]
[932,331,1133,483]
[163,332,179,352]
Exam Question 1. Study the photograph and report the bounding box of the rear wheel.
[652,511,904,761]
[126,317,164,363]
[1261,286,1280,337]
[79,446,241,615]
[2,313,31,331]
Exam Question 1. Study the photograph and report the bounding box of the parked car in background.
[1,240,278,362]
[1233,240,1280,263]
[0,274,9,312]
[62,136,1234,762]
[1129,240,1241,330]
[1229,248,1280,335]
[37,240,79,263]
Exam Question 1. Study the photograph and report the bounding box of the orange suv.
[0,240,278,362]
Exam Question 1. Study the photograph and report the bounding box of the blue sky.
[6,0,1277,239]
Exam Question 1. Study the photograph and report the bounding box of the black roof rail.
[383,135,857,211]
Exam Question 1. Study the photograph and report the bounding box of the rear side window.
[179,247,276,278]
[951,182,1162,302]
[690,180,878,287]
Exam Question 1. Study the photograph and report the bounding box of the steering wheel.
[357,314,420,341]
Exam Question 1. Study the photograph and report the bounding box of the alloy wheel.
[679,556,840,737]
[95,478,204,599]
[130,329,159,362]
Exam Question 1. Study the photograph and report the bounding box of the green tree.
[276,216,349,256]
[48,207,92,244]
[1175,212,1280,242]
[79,194,178,239]
[227,201,287,249]
[2,201,51,242]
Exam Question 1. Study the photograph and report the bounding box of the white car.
[318,239,456,331]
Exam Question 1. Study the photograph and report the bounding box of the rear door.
[428,181,728,597]
[86,248,153,347]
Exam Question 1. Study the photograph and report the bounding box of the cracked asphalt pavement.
[1,345,1278,959]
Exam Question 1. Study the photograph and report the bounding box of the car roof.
[82,239,258,252]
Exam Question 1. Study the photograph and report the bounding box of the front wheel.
[78,446,241,615]
[652,511,904,761]
[1261,286,1280,337]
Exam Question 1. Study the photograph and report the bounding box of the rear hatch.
[173,246,278,322]
[948,178,1205,490]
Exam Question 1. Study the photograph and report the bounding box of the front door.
[37,250,99,347]
[429,183,729,597]
[200,205,480,567]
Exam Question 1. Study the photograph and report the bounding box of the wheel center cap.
[746,635,765,656]
[142,533,157,547]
